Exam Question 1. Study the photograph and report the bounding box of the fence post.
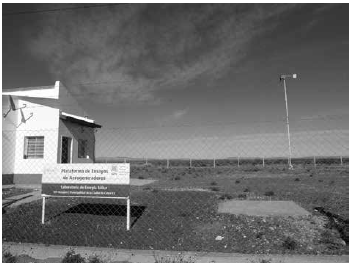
[145,157,148,166]
[213,158,216,168]
[124,158,126,163]
[190,158,192,168]
[313,156,316,168]
[237,156,240,168]
[341,156,343,166]
[167,159,169,169]
[263,157,265,168]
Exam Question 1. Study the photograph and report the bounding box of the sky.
[2,3,349,158]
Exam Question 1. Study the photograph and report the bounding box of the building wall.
[12,99,60,175]
[2,96,19,175]
[58,119,95,164]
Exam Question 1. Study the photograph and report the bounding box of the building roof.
[2,85,54,93]
[60,112,102,128]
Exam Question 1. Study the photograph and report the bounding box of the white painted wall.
[2,96,19,174]
[12,99,60,174]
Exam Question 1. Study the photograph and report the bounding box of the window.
[24,136,44,159]
[78,139,88,158]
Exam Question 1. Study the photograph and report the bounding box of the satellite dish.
[3,95,27,118]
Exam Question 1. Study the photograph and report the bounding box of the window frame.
[23,136,45,159]
[78,139,88,159]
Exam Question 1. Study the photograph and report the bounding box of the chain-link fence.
[2,116,349,254]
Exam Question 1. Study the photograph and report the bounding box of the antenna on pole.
[280,73,297,170]
[3,95,27,118]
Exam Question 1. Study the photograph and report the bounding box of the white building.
[2,81,102,185]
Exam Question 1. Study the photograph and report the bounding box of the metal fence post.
[126,197,130,231]
[190,158,192,168]
[263,157,265,168]
[313,156,316,168]
[41,196,45,224]
[213,158,216,168]
[341,156,343,166]
[238,156,240,168]
[145,157,148,166]
[167,159,169,169]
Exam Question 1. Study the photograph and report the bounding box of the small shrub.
[264,191,275,197]
[209,186,220,192]
[179,212,191,217]
[256,232,264,239]
[243,188,250,193]
[235,180,240,184]
[309,173,314,177]
[62,250,85,263]
[3,252,16,263]
[87,256,104,263]
[282,236,298,250]
[151,189,158,193]
[294,178,300,182]
[318,179,323,182]
[154,253,196,263]
[138,176,144,179]
[329,180,335,185]
[219,194,233,200]
[174,176,181,181]
[210,181,217,186]
[238,193,247,199]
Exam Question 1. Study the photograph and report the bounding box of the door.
[61,136,72,163]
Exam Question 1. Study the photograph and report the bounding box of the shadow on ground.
[48,203,146,228]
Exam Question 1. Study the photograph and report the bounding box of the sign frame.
[41,163,131,231]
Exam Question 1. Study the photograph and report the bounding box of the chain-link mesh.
[2,116,349,254]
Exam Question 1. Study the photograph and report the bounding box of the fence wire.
[2,116,349,254]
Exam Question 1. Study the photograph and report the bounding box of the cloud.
[26,3,299,104]
[155,108,189,126]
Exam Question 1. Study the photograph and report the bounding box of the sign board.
[42,163,130,197]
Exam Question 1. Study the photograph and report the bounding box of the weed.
[62,250,85,263]
[264,191,275,197]
[209,186,220,192]
[235,180,240,184]
[329,180,335,185]
[174,176,181,181]
[138,176,145,179]
[309,173,314,177]
[151,189,159,193]
[294,178,300,182]
[210,181,217,186]
[282,236,298,250]
[318,179,324,183]
[243,188,250,193]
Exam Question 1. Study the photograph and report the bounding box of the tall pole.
[283,78,293,169]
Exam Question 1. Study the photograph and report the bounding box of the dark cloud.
[25,3,299,104]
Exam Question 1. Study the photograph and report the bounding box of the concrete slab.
[218,200,310,217]
[3,242,349,263]
[130,179,156,186]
